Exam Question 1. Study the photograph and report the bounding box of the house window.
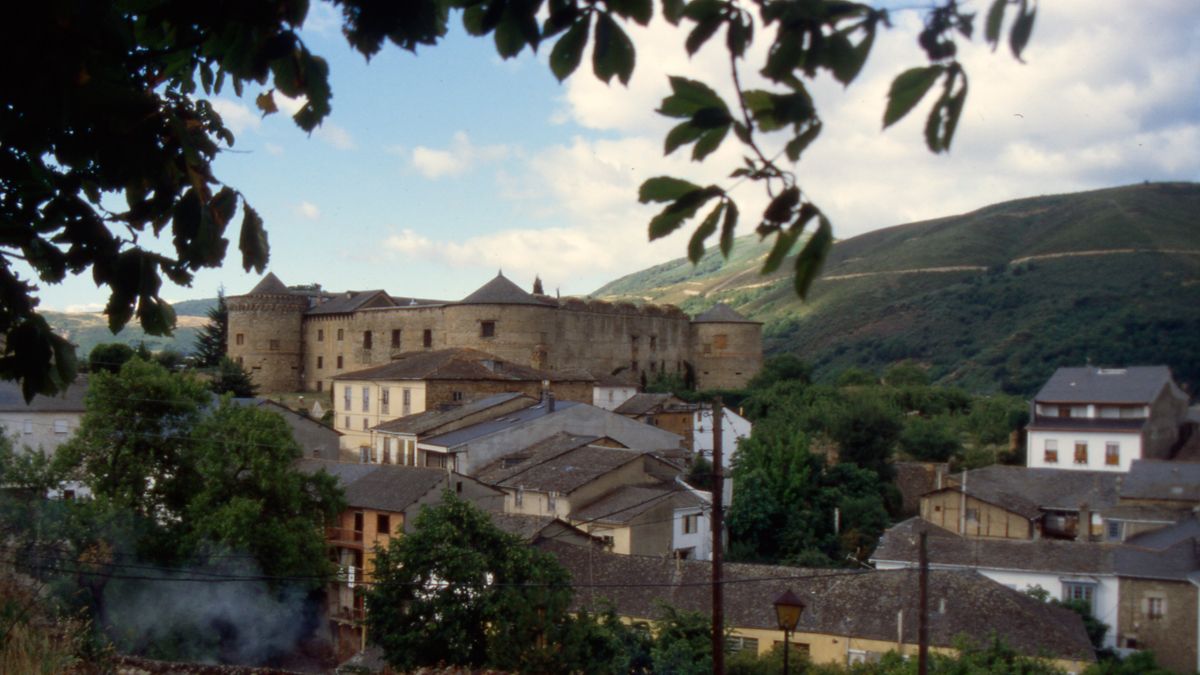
[345,416,351,430]
[337,328,344,341]
[336,355,343,369]
[600,535,614,549]
[377,514,391,535]
[362,387,370,412]
[22,419,32,435]
[363,331,372,349]
[1074,442,1088,465]
[235,333,245,346]
[317,329,324,342]
[362,418,369,431]
[965,508,979,523]
[403,388,412,415]
[383,437,392,463]
[1106,520,1123,542]
[726,636,759,654]
[317,356,323,369]
[515,487,524,507]
[452,391,464,402]
[547,492,558,513]
[236,356,243,366]
[682,514,699,534]
[1043,439,1058,463]
[1105,442,1120,466]
[53,419,68,434]
[268,339,280,351]
[1146,596,1165,620]
[423,329,432,348]
[481,321,495,338]
[343,386,352,410]
[1062,582,1096,612]
[1058,406,1071,418]
[391,329,401,348]
[381,389,390,415]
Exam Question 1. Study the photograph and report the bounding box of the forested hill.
[594,182,1200,396]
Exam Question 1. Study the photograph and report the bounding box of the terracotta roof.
[295,459,451,512]
[483,442,645,495]
[542,540,1095,662]
[691,303,758,324]
[373,392,534,436]
[872,518,1117,575]
[333,348,592,384]
[1120,460,1200,504]
[459,273,549,306]
[1034,366,1182,404]
[0,376,88,412]
[246,272,292,295]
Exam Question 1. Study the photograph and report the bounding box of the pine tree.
[193,289,228,368]
[532,275,544,295]
[210,357,257,398]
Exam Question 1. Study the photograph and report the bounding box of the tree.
[883,361,931,388]
[827,392,903,480]
[209,357,258,398]
[898,415,963,462]
[648,605,714,675]
[746,354,813,390]
[0,1,1035,400]
[86,343,135,374]
[192,289,228,368]
[365,493,574,671]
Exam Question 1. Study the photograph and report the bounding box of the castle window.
[391,329,401,348]
[713,334,728,350]
[452,391,464,402]
[423,329,432,348]
[363,331,372,349]
[362,387,370,412]
[480,321,495,338]
[650,336,657,351]
[317,356,323,369]
[235,356,243,366]
[235,333,245,346]
[317,381,323,392]
[317,329,324,342]
[703,344,712,355]
[336,355,343,369]
[337,328,344,341]
[650,361,657,372]
[631,360,638,372]
[269,339,280,351]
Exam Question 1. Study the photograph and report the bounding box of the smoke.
[98,553,328,667]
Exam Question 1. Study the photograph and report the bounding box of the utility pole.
[918,530,929,675]
[711,397,724,674]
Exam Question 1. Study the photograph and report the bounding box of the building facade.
[227,273,762,395]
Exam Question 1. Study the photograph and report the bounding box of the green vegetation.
[192,290,228,368]
[598,183,1200,396]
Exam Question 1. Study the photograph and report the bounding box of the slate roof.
[1115,537,1200,581]
[421,400,581,449]
[613,393,678,416]
[459,273,549,306]
[872,518,1117,575]
[295,459,449,512]
[373,392,533,436]
[1026,416,1146,433]
[1120,460,1200,504]
[231,398,341,460]
[543,540,1095,662]
[488,513,597,544]
[572,485,684,524]
[0,376,88,412]
[1124,516,1200,551]
[333,348,591,383]
[1034,366,1181,404]
[691,303,758,324]
[940,466,1121,517]
[474,432,602,484]
[306,289,396,315]
[482,442,645,495]
[246,272,291,295]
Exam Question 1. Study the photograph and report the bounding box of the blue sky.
[35,0,1200,311]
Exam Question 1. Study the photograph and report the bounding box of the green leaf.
[686,16,722,56]
[691,125,728,161]
[138,297,176,337]
[549,17,589,81]
[784,120,822,161]
[664,121,704,155]
[924,72,968,153]
[719,200,739,257]
[607,0,652,25]
[761,229,799,275]
[688,202,724,263]
[1009,2,1036,61]
[763,186,799,223]
[794,216,833,298]
[682,0,723,22]
[985,0,1007,48]
[238,201,270,273]
[638,176,701,203]
[592,13,636,85]
[659,77,724,118]
[726,14,751,58]
[255,90,278,116]
[647,187,722,240]
[662,0,685,24]
[690,106,732,129]
[882,65,945,128]
[50,333,78,389]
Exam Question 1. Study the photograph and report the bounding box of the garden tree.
[898,415,963,462]
[192,289,228,369]
[556,605,654,674]
[648,605,714,675]
[0,0,1035,402]
[86,343,135,374]
[365,493,574,672]
[745,353,812,390]
[1024,586,1108,654]
[151,348,189,372]
[967,394,1030,446]
[209,356,258,398]
[827,391,903,480]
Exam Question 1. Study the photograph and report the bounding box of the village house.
[0,376,87,456]
[329,347,593,452]
[1026,366,1190,472]
[295,459,504,659]
[544,540,1095,672]
[1106,460,1200,541]
[231,397,345,461]
[591,372,640,411]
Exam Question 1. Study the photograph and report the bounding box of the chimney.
[547,391,556,413]
[1077,502,1091,542]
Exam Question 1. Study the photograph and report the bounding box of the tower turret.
[689,303,762,390]
[226,273,308,393]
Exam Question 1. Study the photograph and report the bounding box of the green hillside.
[594,182,1200,396]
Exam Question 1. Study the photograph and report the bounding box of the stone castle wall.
[690,322,763,390]
[227,294,307,392]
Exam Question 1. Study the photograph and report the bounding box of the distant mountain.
[594,182,1200,396]
[46,295,215,358]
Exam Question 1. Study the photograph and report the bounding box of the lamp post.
[774,589,805,675]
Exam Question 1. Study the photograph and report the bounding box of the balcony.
[326,527,364,547]
[335,565,366,587]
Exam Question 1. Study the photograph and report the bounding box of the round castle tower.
[689,303,763,390]
[226,272,308,393]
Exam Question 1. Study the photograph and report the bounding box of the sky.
[37,0,1200,312]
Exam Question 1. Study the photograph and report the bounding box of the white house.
[672,480,714,561]
[1026,366,1189,472]
[0,377,91,499]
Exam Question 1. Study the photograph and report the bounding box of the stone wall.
[1117,577,1197,673]
[425,379,593,409]
[690,321,763,390]
[227,294,307,393]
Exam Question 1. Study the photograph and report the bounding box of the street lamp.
[774,589,805,675]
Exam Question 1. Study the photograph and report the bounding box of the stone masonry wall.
[690,322,764,390]
[227,295,307,393]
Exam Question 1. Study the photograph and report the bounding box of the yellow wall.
[334,380,427,450]
[921,492,1032,539]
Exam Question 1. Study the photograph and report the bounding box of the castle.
[227,272,763,394]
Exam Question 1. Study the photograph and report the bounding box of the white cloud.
[209,98,261,135]
[263,142,284,156]
[409,132,510,179]
[64,303,105,313]
[315,122,356,150]
[296,201,321,220]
